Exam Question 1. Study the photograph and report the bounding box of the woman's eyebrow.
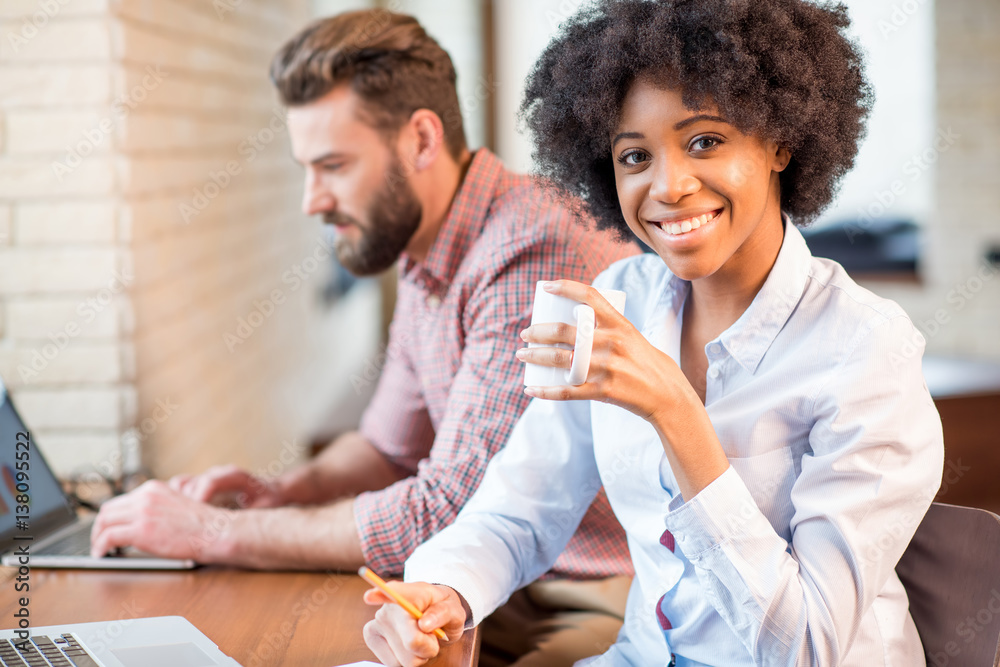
[611,114,729,148]
[611,131,644,149]
[674,114,728,131]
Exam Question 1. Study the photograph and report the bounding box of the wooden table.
[0,567,479,667]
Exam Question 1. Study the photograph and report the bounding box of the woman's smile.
[646,207,724,248]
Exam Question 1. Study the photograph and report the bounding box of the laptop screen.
[0,382,77,553]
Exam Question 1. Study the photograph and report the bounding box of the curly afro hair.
[521,0,873,238]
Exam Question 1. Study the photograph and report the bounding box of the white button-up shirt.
[405,221,944,666]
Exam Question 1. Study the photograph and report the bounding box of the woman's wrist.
[644,370,700,439]
[648,381,730,500]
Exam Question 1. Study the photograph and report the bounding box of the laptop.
[0,616,242,666]
[0,379,195,569]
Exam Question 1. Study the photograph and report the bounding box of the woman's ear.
[772,144,792,173]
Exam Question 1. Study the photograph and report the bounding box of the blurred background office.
[0,0,997,509]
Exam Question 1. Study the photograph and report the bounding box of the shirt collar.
[717,216,813,374]
[400,149,505,289]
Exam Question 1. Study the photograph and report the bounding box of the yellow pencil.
[359,566,449,641]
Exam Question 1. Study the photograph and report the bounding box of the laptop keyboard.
[36,526,92,557]
[0,635,99,666]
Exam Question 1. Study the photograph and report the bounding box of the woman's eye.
[691,136,720,152]
[321,162,344,172]
[618,150,648,166]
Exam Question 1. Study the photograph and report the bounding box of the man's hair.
[521,0,873,237]
[270,10,466,159]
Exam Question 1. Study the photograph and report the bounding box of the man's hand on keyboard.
[89,480,234,562]
[169,465,286,509]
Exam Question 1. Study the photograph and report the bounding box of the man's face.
[288,85,422,276]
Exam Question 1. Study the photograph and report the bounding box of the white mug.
[523,281,627,387]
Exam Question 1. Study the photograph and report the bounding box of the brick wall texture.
[0,0,381,479]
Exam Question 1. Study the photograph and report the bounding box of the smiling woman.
[362,2,946,666]
[608,82,791,286]
[521,0,872,237]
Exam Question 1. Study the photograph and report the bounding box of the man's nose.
[303,177,336,216]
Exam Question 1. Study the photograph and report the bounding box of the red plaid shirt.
[354,149,638,577]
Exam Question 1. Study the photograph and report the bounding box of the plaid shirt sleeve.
[353,239,583,576]
[358,300,436,473]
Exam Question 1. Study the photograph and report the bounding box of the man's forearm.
[274,431,408,506]
[203,498,366,570]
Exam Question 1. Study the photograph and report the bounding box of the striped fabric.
[404,218,944,666]
[354,148,639,577]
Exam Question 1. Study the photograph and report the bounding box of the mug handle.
[566,304,595,386]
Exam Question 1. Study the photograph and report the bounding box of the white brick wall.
[5,299,125,339]
[15,387,130,430]
[0,65,111,107]
[1,0,382,479]
[0,0,111,18]
[0,205,10,246]
[0,17,113,62]
[0,248,123,294]
[15,202,117,245]
[0,158,118,199]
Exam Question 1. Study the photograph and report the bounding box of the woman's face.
[611,78,789,282]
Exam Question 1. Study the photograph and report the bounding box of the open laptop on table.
[0,382,240,664]
[0,378,194,569]
[0,617,243,667]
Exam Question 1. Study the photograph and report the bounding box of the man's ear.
[407,109,444,172]
[772,144,792,173]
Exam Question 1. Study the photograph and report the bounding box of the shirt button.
[426,294,441,308]
[708,366,720,379]
[708,342,722,356]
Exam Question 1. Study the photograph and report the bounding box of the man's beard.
[326,157,422,276]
